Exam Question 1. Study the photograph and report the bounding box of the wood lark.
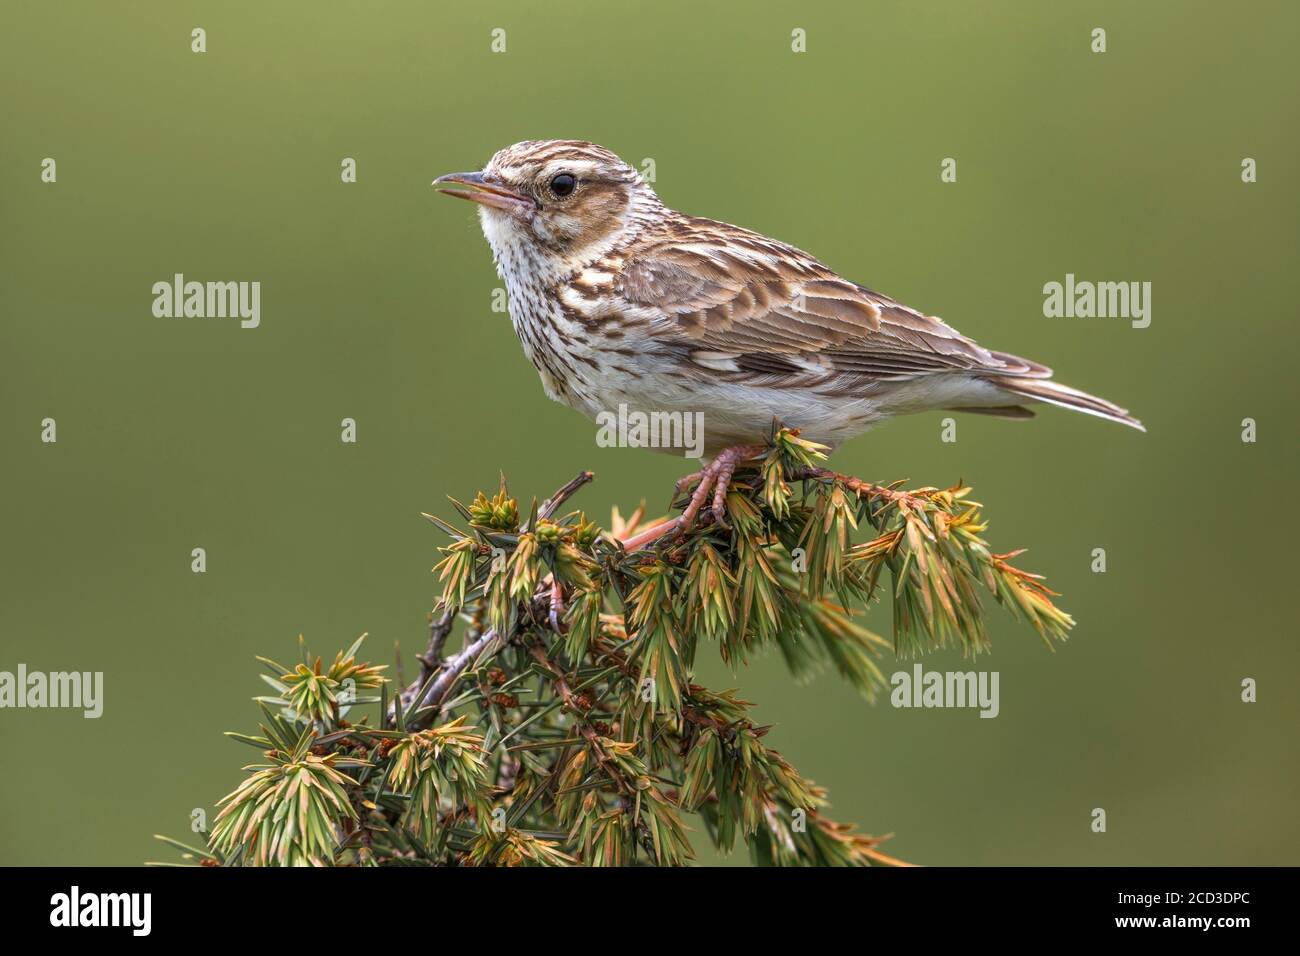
[435,140,1142,528]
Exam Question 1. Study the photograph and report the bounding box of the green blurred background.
[2,0,1296,866]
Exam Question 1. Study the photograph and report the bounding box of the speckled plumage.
[436,140,1142,458]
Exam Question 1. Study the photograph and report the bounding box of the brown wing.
[618,220,1049,385]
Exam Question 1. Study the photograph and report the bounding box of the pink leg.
[620,516,684,552]
[680,444,766,528]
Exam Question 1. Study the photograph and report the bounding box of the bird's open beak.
[433,171,535,218]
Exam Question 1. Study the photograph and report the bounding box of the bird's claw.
[677,444,765,530]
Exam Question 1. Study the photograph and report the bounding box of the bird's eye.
[549,173,576,197]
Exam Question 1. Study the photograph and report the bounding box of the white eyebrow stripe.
[540,159,602,178]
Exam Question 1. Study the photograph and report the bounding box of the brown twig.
[528,644,632,796]
[391,628,499,731]
[419,609,456,672]
[788,466,926,507]
[537,470,594,522]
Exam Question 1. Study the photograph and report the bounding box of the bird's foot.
[679,444,767,529]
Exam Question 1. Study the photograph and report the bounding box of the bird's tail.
[984,375,1145,432]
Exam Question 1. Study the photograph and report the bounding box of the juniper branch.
[391,471,594,730]
[166,430,1077,867]
[395,628,499,732]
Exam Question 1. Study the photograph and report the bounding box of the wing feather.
[616,221,1041,385]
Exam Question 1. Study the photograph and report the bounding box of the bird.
[434,140,1142,528]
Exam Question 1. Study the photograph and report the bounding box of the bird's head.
[435,140,661,276]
